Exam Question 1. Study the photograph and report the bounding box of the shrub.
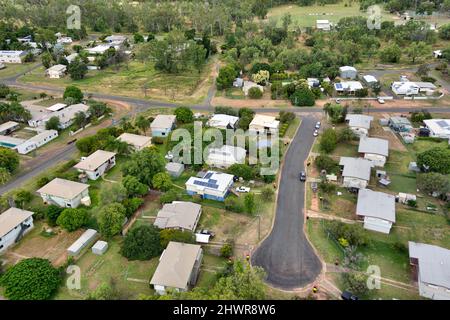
[227,164,256,181]
[159,190,179,204]
[120,225,162,260]
[248,87,263,99]
[315,155,339,174]
[319,129,338,153]
[151,136,165,145]
[279,111,295,124]
[56,208,89,232]
[159,229,195,248]
[326,220,369,247]
[45,205,64,226]
[122,197,144,218]
[342,272,369,296]
[290,88,315,106]
[225,197,244,213]
[220,243,234,258]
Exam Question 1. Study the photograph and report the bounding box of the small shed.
[92,240,108,255]
[195,233,210,244]
[67,229,98,256]
[397,193,417,204]
[379,118,389,126]
[166,162,185,178]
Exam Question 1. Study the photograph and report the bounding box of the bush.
[0,258,61,300]
[45,205,64,226]
[56,208,89,232]
[262,174,276,183]
[220,243,234,258]
[159,229,195,248]
[227,164,256,181]
[261,187,275,201]
[225,197,244,213]
[214,106,238,116]
[315,155,339,174]
[120,225,162,260]
[279,111,295,124]
[152,172,172,191]
[122,197,144,218]
[342,272,369,297]
[279,123,289,137]
[326,220,369,247]
[355,88,369,97]
[417,147,450,174]
[151,136,165,145]
[319,129,338,153]
[290,88,315,106]
[248,87,263,99]
[159,190,179,204]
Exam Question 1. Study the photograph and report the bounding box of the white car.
[315,122,321,129]
[336,99,341,104]
[377,98,385,104]
[313,130,319,137]
[236,186,251,193]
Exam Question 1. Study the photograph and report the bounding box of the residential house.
[316,20,331,31]
[57,37,73,45]
[392,81,437,95]
[46,64,67,79]
[206,145,246,169]
[339,66,358,79]
[339,157,373,189]
[166,162,185,178]
[86,44,114,55]
[243,81,264,96]
[345,114,373,136]
[0,208,34,253]
[74,150,116,180]
[334,81,363,95]
[423,119,450,140]
[249,115,280,135]
[0,121,20,135]
[15,129,58,155]
[47,103,67,112]
[150,115,176,138]
[117,133,152,151]
[356,189,396,234]
[150,242,203,295]
[66,53,79,64]
[207,114,239,130]
[154,201,202,232]
[408,242,450,300]
[388,116,413,132]
[358,136,389,167]
[0,50,26,63]
[28,103,90,129]
[104,35,127,45]
[186,171,234,202]
[37,178,90,208]
[362,75,379,88]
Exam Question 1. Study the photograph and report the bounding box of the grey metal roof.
[339,157,373,181]
[345,114,373,130]
[356,189,396,222]
[409,242,450,289]
[358,136,389,157]
[154,201,201,231]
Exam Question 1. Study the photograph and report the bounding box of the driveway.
[251,116,322,290]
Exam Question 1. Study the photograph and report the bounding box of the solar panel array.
[193,180,219,189]
[335,83,343,89]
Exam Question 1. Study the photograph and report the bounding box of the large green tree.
[417,147,450,174]
[122,147,166,186]
[98,203,126,238]
[63,85,84,103]
[120,225,162,260]
[0,147,20,173]
[56,208,90,232]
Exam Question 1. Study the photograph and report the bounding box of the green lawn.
[0,62,40,79]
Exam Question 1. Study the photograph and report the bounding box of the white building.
[46,64,67,79]
[104,35,127,45]
[316,20,331,31]
[57,37,73,45]
[0,208,34,253]
[339,66,358,79]
[74,150,116,180]
[206,145,246,169]
[37,178,90,208]
[65,53,79,64]
[339,157,373,189]
[0,121,20,135]
[207,114,239,130]
[0,63,5,69]
[356,189,396,234]
[150,115,176,138]
[28,103,90,129]
[345,114,373,137]
[334,81,364,95]
[47,103,67,112]
[150,242,203,295]
[15,129,58,155]
[86,44,114,55]
[154,201,202,232]
[249,114,280,135]
[362,75,378,87]
[243,81,264,96]
[0,50,26,63]
[392,81,437,95]
[117,133,152,151]
[358,136,389,167]
[186,171,234,202]
[423,119,450,140]
[409,242,450,300]
[67,229,98,256]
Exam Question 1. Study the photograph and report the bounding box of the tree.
[73,111,87,128]
[135,115,150,134]
[133,33,145,44]
[251,70,270,85]
[122,147,166,186]
[324,103,347,124]
[122,197,144,218]
[0,147,20,173]
[417,147,450,174]
[315,155,339,174]
[417,173,450,196]
[216,65,238,90]
[220,243,233,258]
[122,175,148,197]
[68,57,88,80]
[0,167,11,185]
[99,183,128,205]
[279,111,295,124]
[0,258,61,300]
[56,208,89,232]
[174,107,194,124]
[88,101,111,118]
[45,116,60,131]
[439,24,450,40]
[227,164,256,181]
[379,43,402,63]
[405,41,430,63]
[41,52,52,69]
[159,229,195,248]
[45,205,64,226]
[0,84,10,98]
[63,86,83,103]
[120,225,162,260]
[248,87,263,99]
[98,203,126,238]
[290,88,315,106]
[342,272,369,297]
[152,172,172,191]
[244,193,256,214]
[86,281,119,300]
[319,129,338,153]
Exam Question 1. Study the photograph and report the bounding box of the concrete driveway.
[252,115,322,290]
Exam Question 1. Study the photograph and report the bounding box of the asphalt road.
[252,116,322,290]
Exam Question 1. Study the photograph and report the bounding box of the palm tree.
[135,115,150,135]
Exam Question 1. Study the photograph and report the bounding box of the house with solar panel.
[185,171,234,202]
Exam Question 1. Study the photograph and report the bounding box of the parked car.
[313,129,319,137]
[336,98,341,104]
[199,229,215,238]
[315,122,321,129]
[299,171,307,182]
[341,291,359,300]
[377,98,385,104]
[236,186,251,193]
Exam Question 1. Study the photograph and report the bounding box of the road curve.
[252,116,322,290]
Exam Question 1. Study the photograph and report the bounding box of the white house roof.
[339,157,373,181]
[250,115,280,130]
[356,189,396,223]
[67,229,98,254]
[74,150,116,172]
[0,50,26,57]
[66,53,79,63]
[346,114,373,130]
[154,201,201,231]
[424,119,450,136]
[117,133,152,149]
[334,81,363,91]
[150,242,202,289]
[413,82,437,90]
[37,178,89,199]
[358,136,389,157]
[409,242,450,289]
[363,75,378,83]
[26,130,58,144]
[46,64,67,73]
[186,171,234,193]
[0,121,19,133]
[105,35,127,43]
[151,115,176,130]
[0,135,25,146]
[206,145,246,166]
[0,208,34,238]
[339,66,357,72]
[317,20,330,24]
[207,114,239,129]
[47,103,67,112]
[86,44,113,55]
[166,162,184,172]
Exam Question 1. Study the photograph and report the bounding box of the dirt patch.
[370,115,407,152]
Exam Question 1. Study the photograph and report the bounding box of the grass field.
[0,62,40,79]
